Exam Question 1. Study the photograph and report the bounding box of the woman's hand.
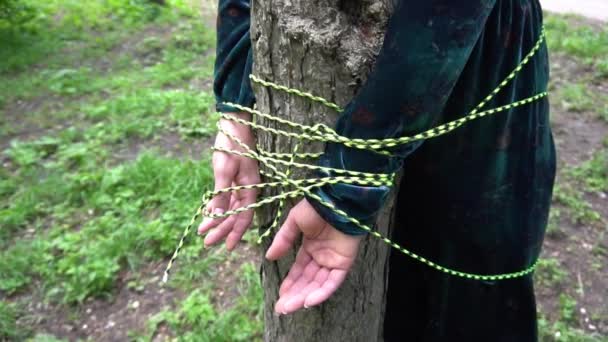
[266,199,362,314]
[197,112,261,251]
[199,114,359,312]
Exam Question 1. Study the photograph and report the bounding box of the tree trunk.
[250,1,397,341]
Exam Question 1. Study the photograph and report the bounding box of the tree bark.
[250,1,398,341]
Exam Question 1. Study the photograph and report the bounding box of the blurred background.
[0,1,606,341]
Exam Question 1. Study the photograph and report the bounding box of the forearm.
[308,0,498,235]
[214,0,255,112]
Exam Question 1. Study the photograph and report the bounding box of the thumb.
[294,198,325,239]
[265,212,301,260]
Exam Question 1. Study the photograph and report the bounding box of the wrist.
[220,111,252,122]
[218,112,256,148]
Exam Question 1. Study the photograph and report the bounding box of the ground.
[0,2,607,342]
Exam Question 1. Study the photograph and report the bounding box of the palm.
[200,115,361,314]
[266,199,362,314]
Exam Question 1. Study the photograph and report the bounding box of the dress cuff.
[214,31,255,113]
[304,151,393,235]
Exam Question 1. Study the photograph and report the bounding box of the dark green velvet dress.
[214,0,555,340]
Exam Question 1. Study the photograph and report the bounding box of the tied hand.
[199,114,359,314]
[266,199,362,315]
[198,112,261,250]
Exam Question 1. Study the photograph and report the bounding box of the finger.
[198,207,226,234]
[204,215,236,247]
[198,153,238,233]
[265,212,301,260]
[279,248,312,296]
[275,261,320,314]
[224,209,252,251]
[225,188,257,251]
[279,292,305,315]
[282,260,321,298]
[278,267,329,315]
[213,150,239,195]
[203,196,238,247]
[311,267,330,287]
[303,269,348,309]
[283,269,330,314]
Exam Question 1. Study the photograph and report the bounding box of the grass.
[552,183,602,226]
[548,147,607,234]
[559,83,595,112]
[0,301,27,341]
[538,294,605,342]
[1,0,262,340]
[548,109,607,230]
[137,263,263,342]
[567,152,608,193]
[1,138,217,303]
[539,14,608,342]
[0,0,189,73]
[545,14,608,77]
[535,258,569,289]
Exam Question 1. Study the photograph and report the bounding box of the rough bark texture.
[250,1,397,341]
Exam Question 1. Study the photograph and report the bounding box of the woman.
[199,0,555,340]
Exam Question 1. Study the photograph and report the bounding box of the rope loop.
[162,27,548,283]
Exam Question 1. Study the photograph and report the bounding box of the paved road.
[542,0,608,21]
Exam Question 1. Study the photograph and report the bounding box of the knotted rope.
[163,27,548,283]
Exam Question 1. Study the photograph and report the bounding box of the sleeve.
[306,0,497,235]
[213,0,255,113]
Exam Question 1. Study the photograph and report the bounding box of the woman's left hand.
[197,112,260,251]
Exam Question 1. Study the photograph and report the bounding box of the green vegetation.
[601,105,608,123]
[0,0,37,28]
[535,258,568,289]
[546,207,566,239]
[567,152,608,193]
[1,0,168,72]
[139,263,263,342]
[538,295,604,342]
[1,151,217,303]
[541,13,608,342]
[552,183,602,226]
[545,14,608,77]
[560,84,595,112]
[0,301,27,341]
[1,0,262,339]
[550,146,607,231]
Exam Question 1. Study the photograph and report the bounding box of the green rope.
[163,27,547,283]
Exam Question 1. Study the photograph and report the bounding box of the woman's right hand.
[197,112,261,251]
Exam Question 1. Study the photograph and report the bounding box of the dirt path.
[542,0,608,21]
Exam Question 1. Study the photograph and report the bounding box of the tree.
[250,1,398,340]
